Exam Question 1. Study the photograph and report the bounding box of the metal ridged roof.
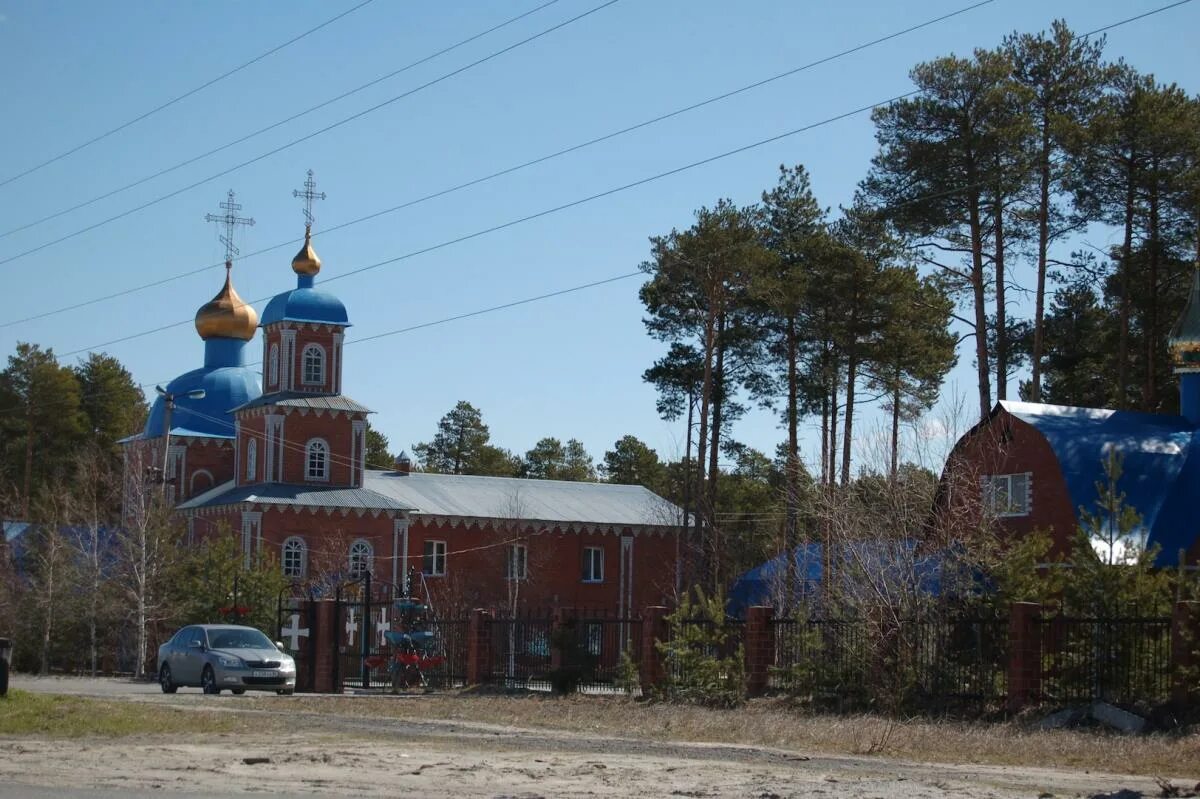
[177,481,415,512]
[232,391,372,414]
[363,470,682,528]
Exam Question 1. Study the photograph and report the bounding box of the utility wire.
[51,91,912,360]
[0,0,622,269]
[3,0,1181,332]
[3,3,1188,406]
[0,0,993,329]
[0,0,564,241]
[0,0,377,190]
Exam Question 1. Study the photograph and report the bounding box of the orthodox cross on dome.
[205,189,255,267]
[292,169,326,231]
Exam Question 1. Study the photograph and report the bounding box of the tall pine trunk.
[840,355,858,486]
[707,315,727,590]
[1031,121,1053,402]
[994,187,1008,402]
[965,154,992,420]
[1145,173,1160,410]
[785,318,800,609]
[1118,165,1136,409]
[890,382,902,481]
[694,308,715,587]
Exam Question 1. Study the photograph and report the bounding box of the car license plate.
[253,670,278,678]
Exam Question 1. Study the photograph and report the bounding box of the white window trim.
[423,540,447,577]
[269,342,279,387]
[282,536,307,579]
[246,438,257,481]
[301,343,326,386]
[348,538,373,578]
[507,543,528,581]
[983,472,1032,518]
[582,546,604,583]
[306,437,330,482]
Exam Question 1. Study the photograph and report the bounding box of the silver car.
[158,624,296,695]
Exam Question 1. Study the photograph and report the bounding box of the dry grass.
[0,689,268,738]
[249,692,1200,777]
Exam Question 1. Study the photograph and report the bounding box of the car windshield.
[208,629,274,650]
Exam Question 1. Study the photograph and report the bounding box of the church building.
[937,268,1200,566]
[123,177,681,614]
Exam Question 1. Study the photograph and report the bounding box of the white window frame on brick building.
[282,536,307,579]
[423,540,446,576]
[348,538,373,578]
[983,472,1032,517]
[269,342,279,387]
[506,543,528,581]
[582,546,604,583]
[301,343,325,386]
[246,438,257,481]
[306,438,329,481]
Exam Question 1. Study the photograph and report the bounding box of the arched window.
[282,537,307,579]
[348,539,373,578]
[190,469,213,496]
[246,438,257,481]
[302,344,325,385]
[269,343,279,387]
[306,438,329,481]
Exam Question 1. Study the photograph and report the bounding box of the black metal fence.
[487,610,554,689]
[423,618,469,688]
[569,610,643,690]
[1038,613,1174,705]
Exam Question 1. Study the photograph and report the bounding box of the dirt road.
[3,676,1191,798]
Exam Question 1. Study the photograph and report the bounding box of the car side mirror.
[189,640,204,650]
[275,641,286,651]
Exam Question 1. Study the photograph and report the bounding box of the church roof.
[999,400,1198,563]
[141,362,261,440]
[363,470,682,530]
[232,391,372,414]
[260,285,349,327]
[177,481,415,512]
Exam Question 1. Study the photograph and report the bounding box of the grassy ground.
[0,690,255,738]
[247,692,1200,778]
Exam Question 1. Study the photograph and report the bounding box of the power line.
[0,0,377,190]
[3,3,1188,404]
[0,0,622,269]
[0,0,564,241]
[0,0,994,329]
[52,91,911,360]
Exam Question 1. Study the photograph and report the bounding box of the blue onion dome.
[261,229,349,327]
[1169,267,1200,372]
[143,362,261,439]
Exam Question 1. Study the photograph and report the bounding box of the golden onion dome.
[291,226,321,277]
[1169,267,1200,372]
[195,267,258,341]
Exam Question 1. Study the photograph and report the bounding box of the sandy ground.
[3,676,1193,798]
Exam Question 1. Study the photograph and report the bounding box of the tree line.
[636,20,1200,590]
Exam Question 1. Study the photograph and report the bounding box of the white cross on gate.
[345,608,359,645]
[376,607,390,648]
[280,613,309,650]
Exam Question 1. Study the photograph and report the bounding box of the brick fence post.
[1171,600,1200,704]
[311,599,338,694]
[640,605,670,692]
[1007,601,1042,713]
[466,608,492,686]
[744,606,774,697]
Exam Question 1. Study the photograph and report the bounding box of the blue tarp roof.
[728,541,944,617]
[1001,401,1199,564]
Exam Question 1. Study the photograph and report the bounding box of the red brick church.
[123,177,681,615]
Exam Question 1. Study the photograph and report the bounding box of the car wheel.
[201,665,220,695]
[159,663,177,694]
[276,688,294,696]
[231,689,245,695]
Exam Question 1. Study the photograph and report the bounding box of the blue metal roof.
[142,338,261,439]
[1000,400,1197,565]
[260,275,349,327]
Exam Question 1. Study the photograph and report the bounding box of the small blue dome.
[143,364,261,439]
[261,279,349,328]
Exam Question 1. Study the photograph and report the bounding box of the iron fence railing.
[1038,614,1173,705]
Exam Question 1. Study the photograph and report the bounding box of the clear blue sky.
[1,0,1197,474]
